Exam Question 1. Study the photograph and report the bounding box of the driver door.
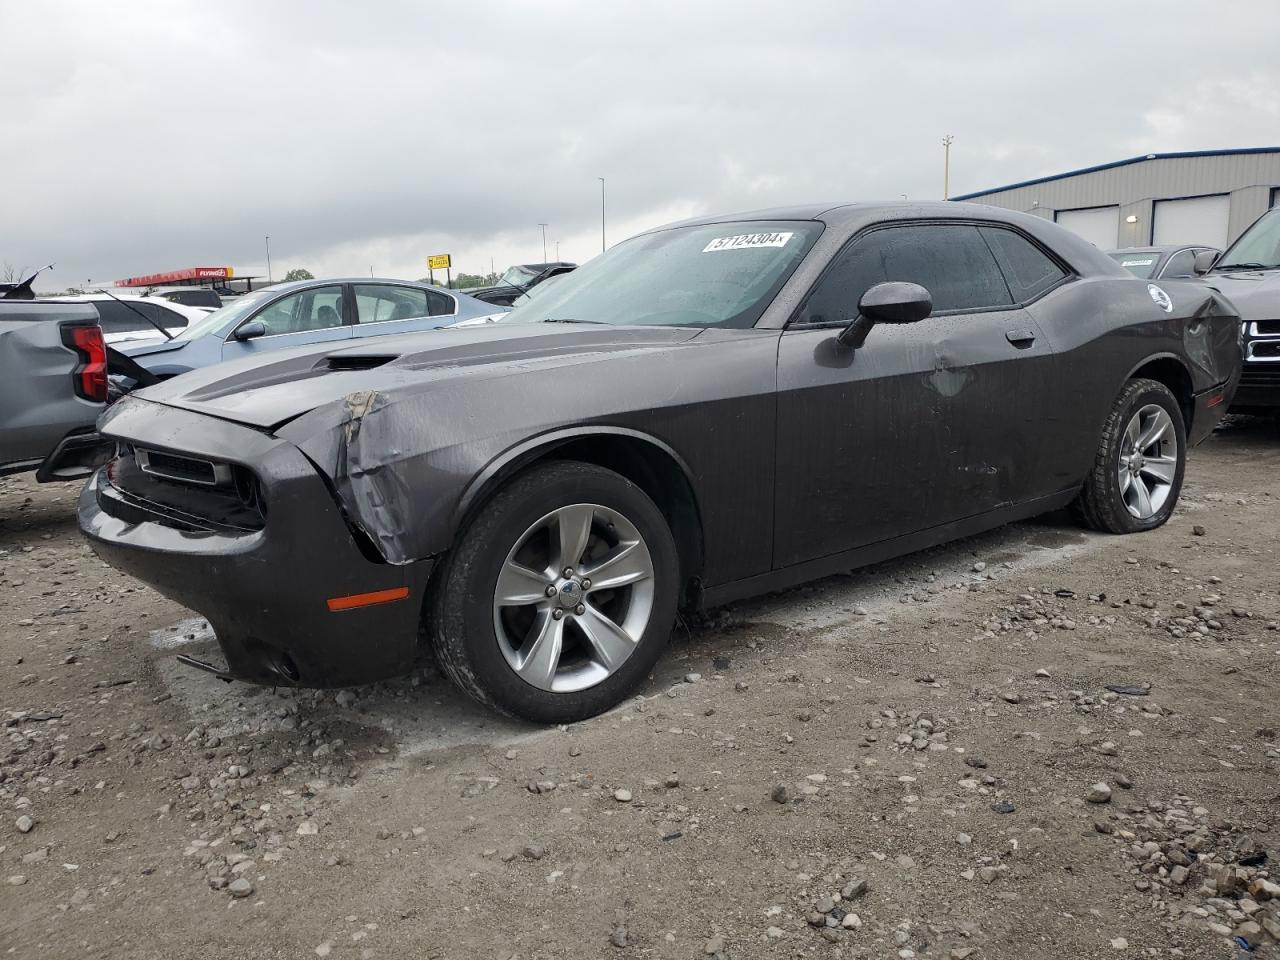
[772,222,1061,569]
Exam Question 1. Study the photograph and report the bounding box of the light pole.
[554,240,560,261]
[538,223,548,265]
[942,135,954,200]
[264,235,273,282]
[598,177,606,252]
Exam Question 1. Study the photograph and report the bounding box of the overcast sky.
[5,1,1278,289]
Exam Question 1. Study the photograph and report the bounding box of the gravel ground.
[2,417,1279,960]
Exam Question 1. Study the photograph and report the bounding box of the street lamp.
[538,223,548,265]
[598,177,606,252]
[264,235,273,282]
[942,135,954,200]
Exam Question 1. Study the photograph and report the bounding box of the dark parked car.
[1194,208,1280,410]
[1107,244,1219,280]
[467,262,577,306]
[79,202,1241,722]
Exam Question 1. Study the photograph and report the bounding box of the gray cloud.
[4,0,1277,287]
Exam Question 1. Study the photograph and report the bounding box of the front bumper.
[77,401,435,687]
[1230,361,1280,410]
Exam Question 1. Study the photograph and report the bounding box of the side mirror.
[1193,250,1218,275]
[836,282,933,348]
[233,320,267,341]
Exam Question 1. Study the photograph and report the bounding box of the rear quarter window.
[979,227,1069,302]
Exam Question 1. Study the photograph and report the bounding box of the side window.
[94,301,151,333]
[252,286,346,336]
[797,223,1012,324]
[426,289,455,316]
[1160,250,1197,278]
[148,303,189,331]
[353,285,429,324]
[979,227,1068,302]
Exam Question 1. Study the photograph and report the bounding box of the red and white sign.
[115,266,234,287]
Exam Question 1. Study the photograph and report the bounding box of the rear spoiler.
[0,263,54,301]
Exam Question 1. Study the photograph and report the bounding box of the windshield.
[1108,251,1161,279]
[172,289,275,340]
[497,220,822,329]
[1215,210,1280,270]
[500,265,539,288]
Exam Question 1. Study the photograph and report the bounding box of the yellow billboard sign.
[428,254,451,270]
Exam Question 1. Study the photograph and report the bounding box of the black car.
[1107,244,1220,280]
[1196,208,1280,410]
[467,262,577,306]
[79,202,1241,722]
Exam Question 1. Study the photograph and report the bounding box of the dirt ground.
[3,417,1279,960]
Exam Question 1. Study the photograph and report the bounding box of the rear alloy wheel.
[431,461,679,722]
[1072,378,1187,534]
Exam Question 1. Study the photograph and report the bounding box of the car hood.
[131,323,706,431]
[1205,268,1280,320]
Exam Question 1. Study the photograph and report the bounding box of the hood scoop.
[321,354,399,372]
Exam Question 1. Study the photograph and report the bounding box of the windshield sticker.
[1121,258,1156,267]
[1147,284,1173,313]
[702,232,794,253]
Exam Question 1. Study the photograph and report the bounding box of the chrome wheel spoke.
[1118,470,1132,495]
[496,560,551,606]
[1136,411,1171,452]
[1139,455,1177,484]
[575,602,636,671]
[555,505,596,570]
[1131,474,1153,517]
[581,540,651,592]
[515,611,565,688]
[1123,416,1142,454]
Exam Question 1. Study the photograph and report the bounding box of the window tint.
[94,300,155,333]
[979,227,1068,301]
[426,289,454,316]
[1160,250,1197,278]
[797,223,1011,324]
[147,302,189,330]
[353,285,432,324]
[252,285,346,336]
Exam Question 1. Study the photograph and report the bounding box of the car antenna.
[91,288,175,340]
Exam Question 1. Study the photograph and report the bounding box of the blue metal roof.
[950,147,1280,201]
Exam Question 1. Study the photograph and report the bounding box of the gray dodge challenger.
[79,202,1242,721]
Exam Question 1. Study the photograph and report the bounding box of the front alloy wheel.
[431,461,679,723]
[494,503,655,693]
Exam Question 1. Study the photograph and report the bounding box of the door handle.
[1005,328,1037,346]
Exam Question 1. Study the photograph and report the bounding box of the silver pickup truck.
[0,299,116,481]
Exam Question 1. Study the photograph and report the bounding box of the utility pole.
[538,223,548,265]
[598,177,606,252]
[942,135,954,200]
[264,235,273,282]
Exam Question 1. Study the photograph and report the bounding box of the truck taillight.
[61,323,108,403]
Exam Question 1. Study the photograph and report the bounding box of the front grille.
[1239,362,1280,388]
[1253,320,1280,336]
[1246,338,1280,361]
[101,448,266,533]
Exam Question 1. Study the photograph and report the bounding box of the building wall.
[955,151,1280,247]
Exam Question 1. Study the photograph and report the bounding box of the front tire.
[1071,378,1186,534]
[430,461,679,723]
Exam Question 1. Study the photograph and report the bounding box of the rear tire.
[430,461,679,723]
[1071,378,1186,534]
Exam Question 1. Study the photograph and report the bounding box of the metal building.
[950,147,1280,251]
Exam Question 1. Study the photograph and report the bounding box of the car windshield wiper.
[542,317,606,325]
[1214,261,1275,271]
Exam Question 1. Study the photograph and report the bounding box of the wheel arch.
[1125,354,1194,432]
[454,428,706,607]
